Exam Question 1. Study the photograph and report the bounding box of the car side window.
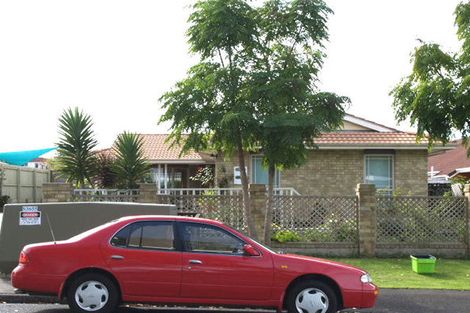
[111,221,175,250]
[180,222,244,255]
[110,225,130,247]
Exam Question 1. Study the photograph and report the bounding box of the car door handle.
[189,259,202,264]
[111,255,125,260]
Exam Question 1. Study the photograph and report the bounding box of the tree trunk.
[264,163,275,244]
[237,142,257,240]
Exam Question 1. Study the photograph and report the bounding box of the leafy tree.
[160,0,347,240]
[249,1,349,243]
[56,107,98,187]
[391,1,470,151]
[190,166,215,187]
[160,0,260,238]
[113,132,150,189]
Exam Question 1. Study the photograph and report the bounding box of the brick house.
[137,114,450,196]
[214,114,450,196]
[138,134,215,191]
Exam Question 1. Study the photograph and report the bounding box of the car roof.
[116,215,226,226]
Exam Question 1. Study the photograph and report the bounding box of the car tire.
[67,273,119,313]
[286,280,338,313]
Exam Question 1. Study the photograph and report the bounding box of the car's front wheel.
[286,280,338,313]
[67,273,119,313]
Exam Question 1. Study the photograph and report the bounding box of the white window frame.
[364,154,394,194]
[250,155,281,187]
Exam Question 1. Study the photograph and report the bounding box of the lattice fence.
[377,196,468,244]
[272,196,358,243]
[158,195,246,232]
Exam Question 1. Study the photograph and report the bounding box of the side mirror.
[243,244,260,256]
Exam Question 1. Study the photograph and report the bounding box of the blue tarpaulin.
[0,148,56,166]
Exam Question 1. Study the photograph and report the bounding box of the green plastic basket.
[410,255,436,274]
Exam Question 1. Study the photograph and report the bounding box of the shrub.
[302,228,333,242]
[272,230,301,243]
[0,195,9,212]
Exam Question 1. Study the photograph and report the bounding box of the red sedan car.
[12,216,378,313]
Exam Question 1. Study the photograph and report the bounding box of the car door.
[101,221,182,298]
[178,221,273,300]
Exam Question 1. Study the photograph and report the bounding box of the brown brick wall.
[215,149,428,196]
[282,150,364,196]
[394,150,428,196]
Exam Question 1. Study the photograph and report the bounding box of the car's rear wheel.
[286,280,338,313]
[67,273,119,313]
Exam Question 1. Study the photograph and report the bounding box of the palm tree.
[113,132,150,189]
[56,107,97,187]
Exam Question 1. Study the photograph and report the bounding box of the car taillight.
[19,251,29,264]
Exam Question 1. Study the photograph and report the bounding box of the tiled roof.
[139,134,208,162]
[428,140,470,175]
[137,132,435,162]
[314,131,428,146]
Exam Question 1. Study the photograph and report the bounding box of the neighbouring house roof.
[138,134,213,164]
[428,140,470,176]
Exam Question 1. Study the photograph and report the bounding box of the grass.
[332,258,470,290]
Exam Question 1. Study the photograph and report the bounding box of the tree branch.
[217,49,225,68]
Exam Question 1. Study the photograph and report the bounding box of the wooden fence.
[0,164,50,203]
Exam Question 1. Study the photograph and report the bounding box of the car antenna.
[44,212,57,244]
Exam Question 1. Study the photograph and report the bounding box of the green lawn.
[332,258,470,290]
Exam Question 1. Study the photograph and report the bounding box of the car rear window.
[111,221,175,250]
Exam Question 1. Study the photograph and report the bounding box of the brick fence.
[42,182,470,258]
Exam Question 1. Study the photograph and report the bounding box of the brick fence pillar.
[356,183,377,257]
[138,183,158,203]
[42,183,73,202]
[464,184,470,257]
[249,184,267,241]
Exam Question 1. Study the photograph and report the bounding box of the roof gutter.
[149,160,214,165]
[310,144,455,150]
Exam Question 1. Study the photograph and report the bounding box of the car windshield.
[68,219,119,241]
[248,237,277,254]
[223,224,277,254]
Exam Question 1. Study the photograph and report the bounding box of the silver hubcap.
[74,280,109,312]
[295,288,329,313]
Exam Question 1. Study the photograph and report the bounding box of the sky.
[0,0,463,152]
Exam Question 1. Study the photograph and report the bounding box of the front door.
[178,222,273,300]
[102,221,182,298]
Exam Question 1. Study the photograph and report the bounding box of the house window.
[251,156,280,187]
[365,155,393,193]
